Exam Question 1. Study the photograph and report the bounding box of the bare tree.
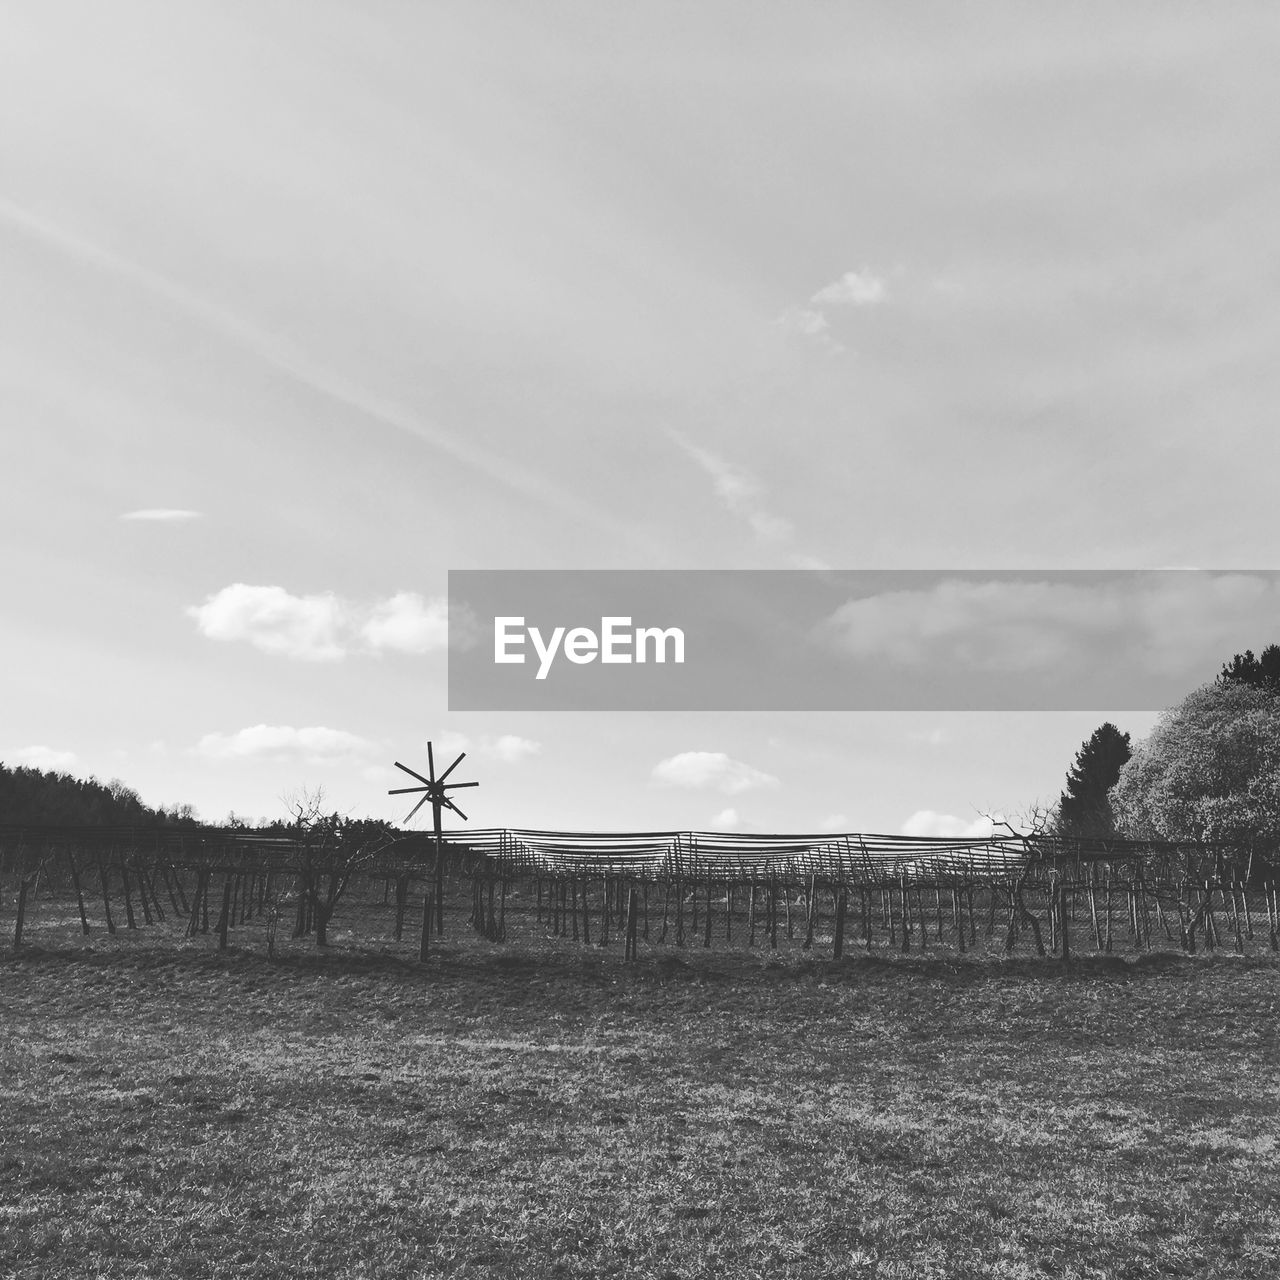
[283,786,394,947]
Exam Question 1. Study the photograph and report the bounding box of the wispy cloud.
[811,270,886,308]
[6,745,79,772]
[195,725,377,763]
[121,508,203,522]
[652,751,779,794]
[776,305,831,338]
[428,732,542,764]
[669,433,760,507]
[187,584,453,661]
[819,813,848,832]
[668,432,795,548]
[709,807,741,829]
[0,195,627,545]
[777,267,886,350]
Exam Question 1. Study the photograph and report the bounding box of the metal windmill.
[389,743,478,957]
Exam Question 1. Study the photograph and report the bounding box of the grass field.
[3,901,1280,1279]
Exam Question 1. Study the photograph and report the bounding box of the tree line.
[0,763,199,827]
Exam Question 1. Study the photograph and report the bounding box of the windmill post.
[389,743,478,959]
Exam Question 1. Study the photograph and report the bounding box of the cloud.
[668,432,760,507]
[907,728,949,747]
[7,745,78,772]
[709,808,740,829]
[668,432,799,549]
[652,751,779,794]
[777,268,885,351]
[819,573,1280,677]
[819,813,848,832]
[489,734,542,762]
[187,584,453,661]
[811,270,886,307]
[360,592,450,655]
[188,584,348,661]
[121,508,202,521]
[776,305,830,337]
[821,580,1109,671]
[900,809,1000,839]
[747,511,795,544]
[195,725,377,763]
[423,732,541,764]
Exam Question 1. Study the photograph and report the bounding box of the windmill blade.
[388,784,431,796]
[437,751,467,784]
[393,760,432,787]
[427,741,436,783]
[403,793,431,824]
[442,798,468,822]
[442,780,479,790]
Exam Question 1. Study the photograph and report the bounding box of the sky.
[3,1,1279,835]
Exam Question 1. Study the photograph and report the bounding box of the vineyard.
[2,821,1276,961]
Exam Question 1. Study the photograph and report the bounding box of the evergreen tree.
[1218,644,1280,694]
[1056,722,1131,836]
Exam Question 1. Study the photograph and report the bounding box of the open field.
[3,911,1280,1279]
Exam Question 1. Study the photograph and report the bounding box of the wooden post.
[97,854,116,935]
[1238,888,1253,941]
[217,874,233,951]
[67,850,90,936]
[120,857,137,930]
[419,873,434,960]
[625,886,638,962]
[1059,880,1070,963]
[394,876,408,941]
[833,887,847,959]
[433,800,445,937]
[703,876,713,948]
[13,861,31,952]
[1104,871,1114,953]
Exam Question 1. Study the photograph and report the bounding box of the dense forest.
[0,763,198,827]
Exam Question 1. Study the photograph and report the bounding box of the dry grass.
[2,896,1279,1278]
